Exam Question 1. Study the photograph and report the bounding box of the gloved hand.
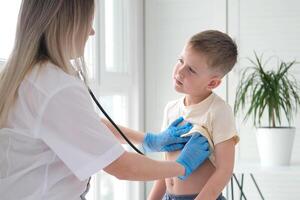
[176,133,210,180]
[142,117,193,153]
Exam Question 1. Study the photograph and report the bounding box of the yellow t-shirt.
[162,93,239,166]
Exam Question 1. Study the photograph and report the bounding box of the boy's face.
[172,44,221,97]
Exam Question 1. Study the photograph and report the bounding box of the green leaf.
[234,52,300,128]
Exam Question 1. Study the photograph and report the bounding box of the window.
[0,1,21,70]
[0,1,21,60]
[85,1,144,200]
[104,0,127,73]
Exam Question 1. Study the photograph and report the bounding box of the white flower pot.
[256,127,295,166]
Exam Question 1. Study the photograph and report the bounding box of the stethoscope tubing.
[88,88,144,155]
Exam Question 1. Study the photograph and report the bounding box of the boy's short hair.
[188,30,238,76]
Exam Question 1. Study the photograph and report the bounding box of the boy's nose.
[178,71,184,79]
[177,66,185,78]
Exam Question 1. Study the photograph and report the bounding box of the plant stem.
[272,109,275,127]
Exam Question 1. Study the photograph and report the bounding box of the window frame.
[0,59,5,71]
[87,0,145,200]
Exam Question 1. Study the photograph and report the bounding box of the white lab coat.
[0,62,125,200]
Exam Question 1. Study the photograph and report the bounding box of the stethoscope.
[88,87,144,155]
[78,70,144,199]
[77,69,143,155]
[80,88,145,199]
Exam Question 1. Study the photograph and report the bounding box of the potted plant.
[234,52,300,166]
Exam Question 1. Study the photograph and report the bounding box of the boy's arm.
[147,179,166,200]
[101,118,144,144]
[195,138,235,200]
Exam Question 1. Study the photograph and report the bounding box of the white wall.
[228,0,300,199]
[145,0,228,134]
[230,0,300,162]
[145,0,300,199]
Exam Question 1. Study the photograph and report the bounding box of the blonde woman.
[0,1,210,199]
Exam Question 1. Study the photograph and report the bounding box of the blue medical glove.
[176,133,210,180]
[142,117,193,153]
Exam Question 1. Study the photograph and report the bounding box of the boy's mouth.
[174,77,183,85]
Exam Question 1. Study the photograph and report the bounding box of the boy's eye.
[188,67,196,74]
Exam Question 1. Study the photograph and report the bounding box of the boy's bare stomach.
[166,150,215,195]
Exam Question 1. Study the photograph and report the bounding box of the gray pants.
[163,192,226,200]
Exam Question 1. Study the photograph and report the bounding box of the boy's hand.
[176,133,210,180]
[142,117,192,153]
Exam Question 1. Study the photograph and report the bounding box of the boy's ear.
[207,77,222,90]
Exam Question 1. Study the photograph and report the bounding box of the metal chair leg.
[233,174,247,200]
[240,174,244,200]
[250,174,265,200]
[231,176,234,200]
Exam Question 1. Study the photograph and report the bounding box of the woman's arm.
[104,133,210,181]
[101,118,144,144]
[195,138,235,200]
[104,151,185,181]
[147,179,166,200]
[101,117,192,153]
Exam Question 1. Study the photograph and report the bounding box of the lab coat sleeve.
[34,84,125,181]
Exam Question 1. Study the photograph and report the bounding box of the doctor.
[0,0,210,199]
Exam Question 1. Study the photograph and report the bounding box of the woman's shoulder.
[25,62,84,97]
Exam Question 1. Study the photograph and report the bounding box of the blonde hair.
[0,0,95,127]
[188,30,238,76]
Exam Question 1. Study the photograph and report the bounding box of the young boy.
[147,30,239,200]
